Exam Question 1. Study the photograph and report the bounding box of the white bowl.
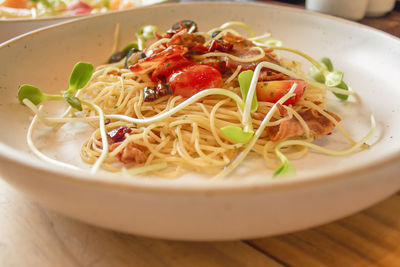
[0,0,174,43]
[0,2,399,241]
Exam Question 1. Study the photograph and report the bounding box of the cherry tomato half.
[151,54,192,82]
[256,79,306,105]
[168,65,222,98]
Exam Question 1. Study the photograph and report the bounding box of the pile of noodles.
[78,32,335,178]
[24,23,374,179]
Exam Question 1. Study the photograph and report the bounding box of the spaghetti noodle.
[18,21,374,179]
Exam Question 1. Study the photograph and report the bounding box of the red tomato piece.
[168,65,222,98]
[201,59,226,73]
[256,80,306,105]
[151,54,192,82]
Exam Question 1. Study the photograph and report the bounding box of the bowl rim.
[1,1,400,194]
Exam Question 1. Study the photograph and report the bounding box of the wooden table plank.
[0,179,282,267]
[1,176,399,267]
[361,4,400,38]
[249,195,400,266]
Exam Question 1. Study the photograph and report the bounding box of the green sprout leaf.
[68,62,94,92]
[137,25,159,50]
[18,84,45,105]
[334,80,349,101]
[273,159,296,177]
[18,62,93,109]
[320,57,334,72]
[324,70,343,87]
[272,47,346,96]
[63,92,82,111]
[310,65,325,83]
[18,84,64,106]
[138,25,159,40]
[309,57,349,100]
[122,42,139,54]
[264,39,282,47]
[238,70,258,113]
[221,126,253,143]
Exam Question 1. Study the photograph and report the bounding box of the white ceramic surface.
[305,0,368,21]
[366,0,396,17]
[0,2,399,241]
[0,0,174,43]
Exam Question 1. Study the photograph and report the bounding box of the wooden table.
[1,1,400,266]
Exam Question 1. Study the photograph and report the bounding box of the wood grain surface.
[1,1,400,267]
[1,179,399,267]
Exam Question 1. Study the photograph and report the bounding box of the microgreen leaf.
[238,70,258,113]
[18,62,93,109]
[333,80,349,101]
[221,126,253,143]
[319,57,334,72]
[273,159,296,177]
[320,57,334,72]
[18,84,45,105]
[272,47,345,93]
[122,42,139,54]
[264,39,282,47]
[309,57,349,100]
[324,70,343,87]
[63,92,82,111]
[310,65,325,83]
[137,25,160,50]
[138,25,159,40]
[68,62,94,92]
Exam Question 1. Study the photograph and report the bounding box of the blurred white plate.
[0,2,399,240]
[0,0,175,43]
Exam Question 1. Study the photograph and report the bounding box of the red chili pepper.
[107,126,132,144]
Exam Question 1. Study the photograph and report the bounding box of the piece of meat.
[258,69,289,81]
[208,39,233,53]
[267,109,341,141]
[119,142,147,164]
[110,142,147,164]
[220,32,280,70]
[166,29,207,54]
[129,45,188,75]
